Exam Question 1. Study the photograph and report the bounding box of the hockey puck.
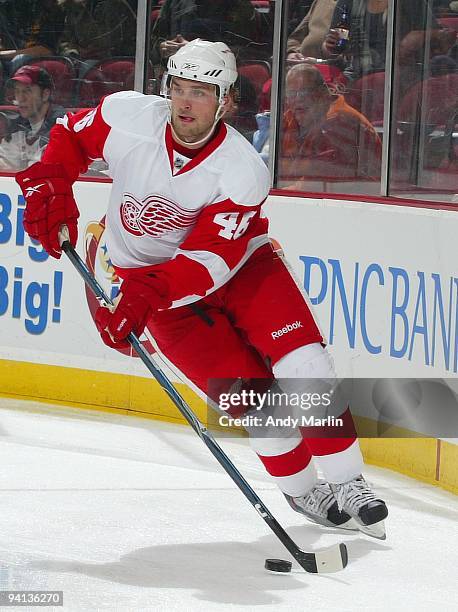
[264,558,292,573]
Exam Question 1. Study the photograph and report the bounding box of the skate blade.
[358,520,386,540]
[339,518,360,531]
[306,515,359,532]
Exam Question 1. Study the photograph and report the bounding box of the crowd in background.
[0,0,457,199]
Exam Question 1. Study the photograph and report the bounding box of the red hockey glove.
[95,274,171,349]
[16,162,79,259]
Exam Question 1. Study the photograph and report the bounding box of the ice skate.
[285,482,359,531]
[331,475,388,540]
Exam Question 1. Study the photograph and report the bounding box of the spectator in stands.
[57,0,137,60]
[321,0,452,83]
[0,1,64,72]
[150,0,263,65]
[278,63,381,185]
[287,0,337,61]
[0,65,65,170]
[253,59,348,163]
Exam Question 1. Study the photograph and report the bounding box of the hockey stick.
[60,235,348,574]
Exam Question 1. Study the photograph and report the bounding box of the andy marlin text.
[219,415,344,428]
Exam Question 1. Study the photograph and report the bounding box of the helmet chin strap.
[169,101,227,148]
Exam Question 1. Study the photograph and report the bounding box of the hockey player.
[16,39,388,538]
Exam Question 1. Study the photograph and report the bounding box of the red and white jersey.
[43,91,271,308]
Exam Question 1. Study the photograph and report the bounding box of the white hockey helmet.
[160,39,238,104]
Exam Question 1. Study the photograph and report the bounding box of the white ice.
[0,397,457,612]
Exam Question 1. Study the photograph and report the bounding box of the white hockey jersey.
[44,92,271,307]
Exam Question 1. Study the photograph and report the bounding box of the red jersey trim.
[173,139,205,159]
[165,121,227,176]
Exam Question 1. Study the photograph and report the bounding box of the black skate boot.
[331,475,388,539]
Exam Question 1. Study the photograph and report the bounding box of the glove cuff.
[16,161,73,186]
[122,274,171,311]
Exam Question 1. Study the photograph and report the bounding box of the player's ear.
[221,92,235,113]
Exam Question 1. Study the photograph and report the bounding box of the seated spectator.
[58,0,137,61]
[0,1,64,71]
[287,0,337,62]
[0,65,65,171]
[278,63,382,185]
[151,0,263,65]
[253,60,348,162]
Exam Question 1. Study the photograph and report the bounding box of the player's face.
[170,77,220,143]
[14,82,50,122]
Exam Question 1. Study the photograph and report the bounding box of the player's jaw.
[170,78,220,145]
[171,106,218,144]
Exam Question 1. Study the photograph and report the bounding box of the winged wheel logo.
[120,194,199,237]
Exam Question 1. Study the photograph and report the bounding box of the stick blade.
[298,543,348,574]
